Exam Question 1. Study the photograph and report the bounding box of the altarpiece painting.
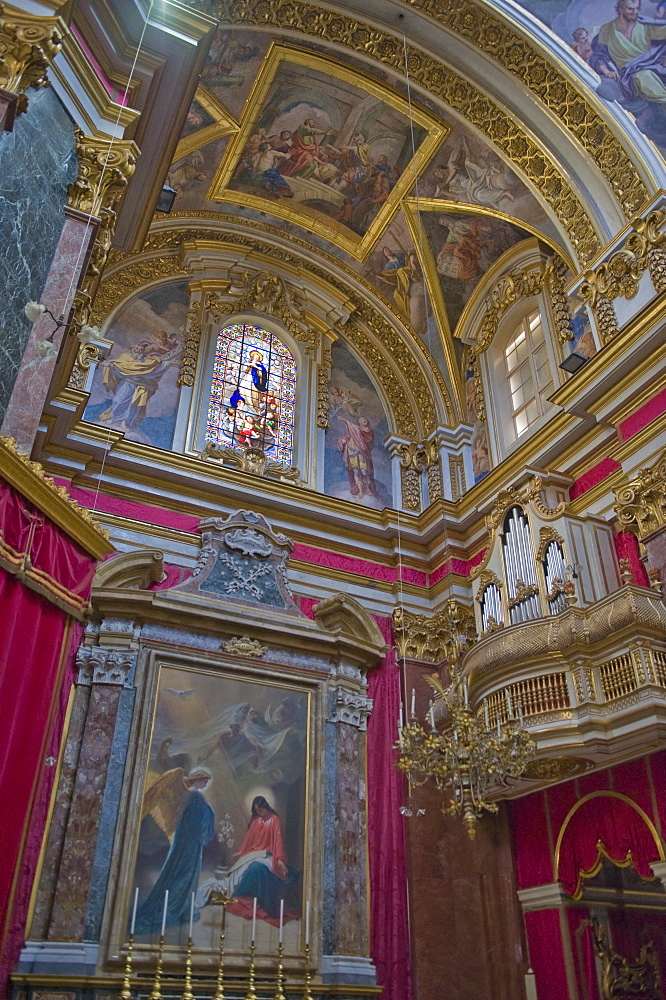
[130,663,308,953]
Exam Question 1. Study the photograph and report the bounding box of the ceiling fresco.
[205,46,445,257]
[159,22,588,413]
[511,0,666,156]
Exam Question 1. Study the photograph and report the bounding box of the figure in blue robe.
[135,770,215,934]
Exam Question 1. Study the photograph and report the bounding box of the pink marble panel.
[1,211,96,453]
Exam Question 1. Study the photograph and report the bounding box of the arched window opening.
[502,506,540,624]
[504,309,552,437]
[480,583,503,631]
[543,539,567,615]
[206,324,296,464]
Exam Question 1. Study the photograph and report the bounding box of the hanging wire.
[401,26,438,365]
[90,0,155,515]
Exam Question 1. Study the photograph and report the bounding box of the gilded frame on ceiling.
[207,43,447,260]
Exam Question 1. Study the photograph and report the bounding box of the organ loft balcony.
[460,583,666,790]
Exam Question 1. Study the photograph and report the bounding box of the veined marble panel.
[0,89,77,420]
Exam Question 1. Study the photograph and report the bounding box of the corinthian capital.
[0,4,63,101]
[68,129,139,217]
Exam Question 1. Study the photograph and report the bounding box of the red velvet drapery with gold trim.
[0,477,96,996]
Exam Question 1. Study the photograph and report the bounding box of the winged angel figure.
[134,767,216,934]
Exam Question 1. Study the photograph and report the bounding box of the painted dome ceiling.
[99,0,665,429]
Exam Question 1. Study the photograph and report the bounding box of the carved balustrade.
[459,584,666,786]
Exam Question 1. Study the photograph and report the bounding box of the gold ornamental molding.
[0,4,63,114]
[471,262,549,357]
[461,584,666,678]
[580,209,666,345]
[404,0,649,222]
[208,0,606,265]
[485,477,566,532]
[0,436,113,558]
[393,599,477,664]
[204,272,318,346]
[614,449,666,540]
[221,635,268,657]
[68,129,139,219]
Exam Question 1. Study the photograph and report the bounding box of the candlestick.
[149,933,165,1000]
[130,886,139,936]
[410,688,416,717]
[303,941,313,1000]
[119,933,134,1000]
[181,930,194,1000]
[305,900,310,946]
[212,890,237,1000]
[279,898,284,944]
[274,940,286,1000]
[161,890,169,937]
[245,940,257,1000]
[251,896,257,942]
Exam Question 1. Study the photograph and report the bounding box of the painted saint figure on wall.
[324,339,393,509]
[337,416,379,499]
[84,282,188,451]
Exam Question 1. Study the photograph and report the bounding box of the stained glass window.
[206,324,296,464]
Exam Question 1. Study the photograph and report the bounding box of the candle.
[279,898,284,944]
[305,901,310,945]
[464,680,469,708]
[130,886,139,936]
[161,890,169,937]
[411,688,415,717]
[252,897,257,942]
[399,705,403,731]
[429,700,435,730]
[484,703,490,731]
[189,891,195,939]
[505,689,513,719]
[496,716,501,738]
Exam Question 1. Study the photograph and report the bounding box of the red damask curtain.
[557,793,661,898]
[0,477,96,996]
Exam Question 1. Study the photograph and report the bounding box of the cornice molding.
[0,436,113,558]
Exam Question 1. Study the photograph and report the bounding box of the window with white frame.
[504,309,552,437]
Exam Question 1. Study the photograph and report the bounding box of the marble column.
[322,670,375,985]
[1,207,98,453]
[44,644,136,944]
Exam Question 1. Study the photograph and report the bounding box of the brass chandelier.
[395,670,536,839]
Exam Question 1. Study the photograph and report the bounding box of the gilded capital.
[393,600,477,664]
[0,5,63,103]
[68,129,139,217]
[614,450,666,540]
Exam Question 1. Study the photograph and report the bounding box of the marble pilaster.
[323,676,374,982]
[0,87,77,424]
[1,206,98,452]
[46,648,135,943]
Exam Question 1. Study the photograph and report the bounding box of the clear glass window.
[206,324,296,464]
[504,309,552,437]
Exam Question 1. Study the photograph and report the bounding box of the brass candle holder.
[245,940,257,1000]
[149,934,165,1000]
[119,934,134,1000]
[181,933,194,1000]
[303,942,313,1000]
[211,891,236,1000]
[274,941,286,1000]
